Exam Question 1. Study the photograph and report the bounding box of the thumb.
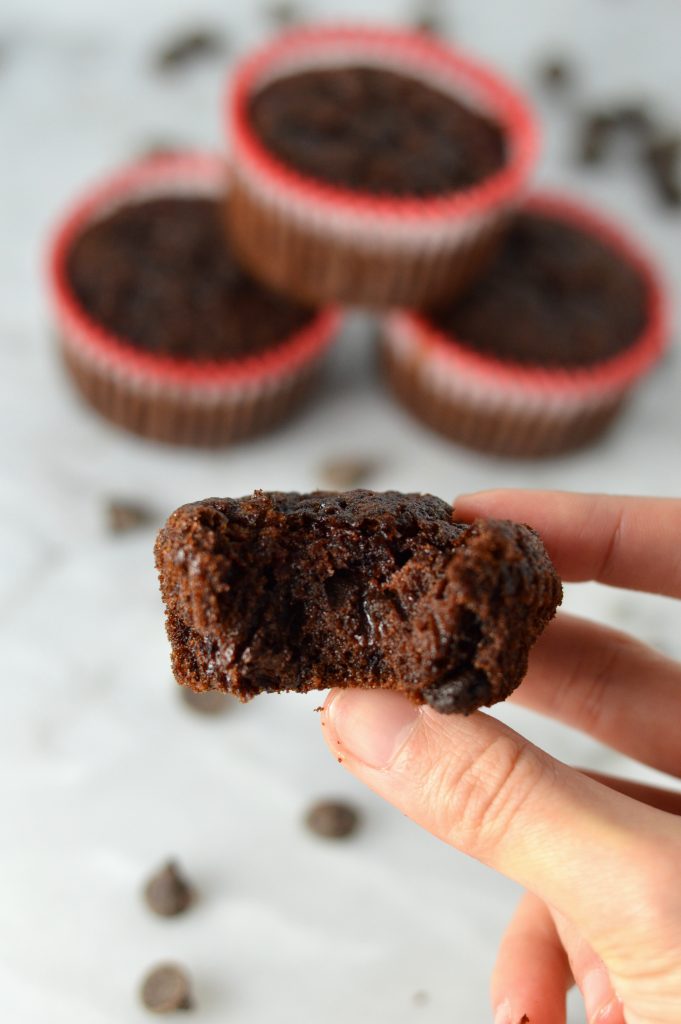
[321,689,680,964]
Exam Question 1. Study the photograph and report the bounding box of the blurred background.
[1,0,680,1021]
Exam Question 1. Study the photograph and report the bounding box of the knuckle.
[424,731,547,857]
[630,838,681,936]
[570,634,631,733]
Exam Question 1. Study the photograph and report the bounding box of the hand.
[321,491,681,1024]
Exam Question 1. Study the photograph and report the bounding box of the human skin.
[321,492,681,1024]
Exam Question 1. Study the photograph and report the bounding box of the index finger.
[454,490,681,599]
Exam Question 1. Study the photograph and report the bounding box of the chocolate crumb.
[140,963,193,1013]
[317,457,377,490]
[155,28,227,72]
[519,1016,530,1024]
[180,688,234,716]
[313,705,324,713]
[106,499,154,534]
[144,861,194,917]
[538,58,572,91]
[305,799,359,838]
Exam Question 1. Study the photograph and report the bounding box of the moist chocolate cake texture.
[155,491,561,714]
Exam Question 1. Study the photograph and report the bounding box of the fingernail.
[326,689,420,769]
[582,966,618,1022]
[492,1000,513,1024]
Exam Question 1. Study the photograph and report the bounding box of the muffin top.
[429,211,648,368]
[248,66,506,198]
[66,197,315,361]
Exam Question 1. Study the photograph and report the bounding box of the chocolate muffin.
[226,26,538,307]
[155,490,562,714]
[67,196,314,364]
[248,66,506,198]
[48,154,339,446]
[382,194,667,457]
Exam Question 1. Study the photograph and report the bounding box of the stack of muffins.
[48,24,668,456]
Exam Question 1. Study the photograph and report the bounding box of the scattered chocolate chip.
[413,14,443,36]
[264,2,300,27]
[538,58,572,91]
[305,799,360,839]
[611,102,654,137]
[106,499,155,534]
[140,963,193,1013]
[144,861,194,917]
[155,28,227,72]
[644,135,681,208]
[136,140,187,161]
[180,687,235,715]
[578,110,616,164]
[317,457,378,490]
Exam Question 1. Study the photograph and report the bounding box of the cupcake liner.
[381,193,668,457]
[47,153,340,446]
[225,25,539,308]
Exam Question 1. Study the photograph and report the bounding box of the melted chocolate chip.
[422,669,492,715]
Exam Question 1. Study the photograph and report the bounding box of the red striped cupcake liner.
[47,153,340,445]
[225,25,539,308]
[381,193,669,457]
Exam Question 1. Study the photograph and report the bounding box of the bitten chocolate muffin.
[49,154,339,446]
[248,66,506,197]
[155,490,561,714]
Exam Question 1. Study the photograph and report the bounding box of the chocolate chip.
[413,14,443,36]
[612,102,654,137]
[106,499,154,534]
[140,963,193,1013]
[538,58,572,91]
[264,2,300,27]
[578,111,616,164]
[317,457,378,490]
[422,669,492,715]
[136,140,187,161]
[180,687,235,715]
[155,28,227,72]
[305,799,360,839]
[144,861,194,917]
[644,135,681,208]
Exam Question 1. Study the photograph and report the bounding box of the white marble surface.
[1,1,680,1021]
